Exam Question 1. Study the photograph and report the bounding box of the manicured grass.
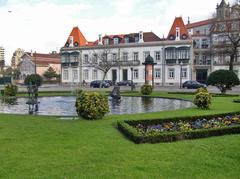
[0,92,240,178]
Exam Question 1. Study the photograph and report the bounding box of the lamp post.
[34,51,37,74]
[180,61,183,89]
[130,67,133,91]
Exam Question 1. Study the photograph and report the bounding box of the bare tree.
[211,3,240,70]
[89,46,119,85]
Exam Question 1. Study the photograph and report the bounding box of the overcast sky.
[0,0,235,64]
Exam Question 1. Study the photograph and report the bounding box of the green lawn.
[0,92,240,178]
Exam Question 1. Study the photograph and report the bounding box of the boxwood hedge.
[117,111,240,144]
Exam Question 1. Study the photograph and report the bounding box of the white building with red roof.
[60,17,193,86]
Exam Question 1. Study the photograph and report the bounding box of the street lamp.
[180,61,183,89]
[130,67,133,91]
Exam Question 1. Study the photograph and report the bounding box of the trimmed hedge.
[117,111,240,144]
[168,92,239,97]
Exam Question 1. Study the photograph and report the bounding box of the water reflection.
[0,96,193,116]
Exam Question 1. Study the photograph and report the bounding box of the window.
[73,55,78,62]
[143,51,150,60]
[165,49,176,59]
[178,49,189,59]
[168,68,175,78]
[112,53,117,61]
[93,69,98,79]
[63,69,68,80]
[133,52,139,61]
[135,36,139,42]
[176,27,180,39]
[104,38,109,45]
[155,51,161,61]
[83,69,89,80]
[124,37,129,43]
[133,69,139,79]
[92,54,98,63]
[123,52,128,61]
[73,69,78,80]
[155,68,161,79]
[84,54,89,63]
[114,38,119,44]
[181,68,187,78]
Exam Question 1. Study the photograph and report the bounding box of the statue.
[110,85,121,100]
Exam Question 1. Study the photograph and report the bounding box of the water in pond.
[0,96,193,116]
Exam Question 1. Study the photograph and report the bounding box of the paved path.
[1,84,240,94]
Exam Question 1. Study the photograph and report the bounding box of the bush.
[193,91,212,109]
[195,87,208,94]
[4,84,18,96]
[207,70,240,94]
[24,74,43,87]
[75,91,109,120]
[140,84,153,95]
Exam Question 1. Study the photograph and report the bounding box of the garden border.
[117,111,240,144]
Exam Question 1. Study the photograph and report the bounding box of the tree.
[206,69,240,94]
[211,2,240,70]
[0,60,4,76]
[3,67,21,80]
[24,74,43,87]
[43,67,57,80]
[88,47,120,86]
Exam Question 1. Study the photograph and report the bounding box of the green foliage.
[43,67,58,80]
[24,74,43,87]
[3,84,18,96]
[3,67,21,80]
[75,91,109,120]
[195,87,208,94]
[140,84,153,95]
[193,90,212,109]
[207,70,240,94]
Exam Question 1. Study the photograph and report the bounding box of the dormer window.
[104,38,109,45]
[176,27,180,40]
[113,37,119,44]
[124,37,129,43]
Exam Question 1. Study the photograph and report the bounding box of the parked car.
[90,80,110,88]
[117,80,134,87]
[182,80,207,89]
[104,80,113,86]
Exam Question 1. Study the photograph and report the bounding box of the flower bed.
[117,112,240,144]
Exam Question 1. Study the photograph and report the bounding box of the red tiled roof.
[186,19,214,29]
[167,17,189,40]
[24,52,60,66]
[65,27,87,47]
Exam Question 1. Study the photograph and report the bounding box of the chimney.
[30,50,33,56]
[139,31,144,43]
[69,36,74,47]
[98,34,103,45]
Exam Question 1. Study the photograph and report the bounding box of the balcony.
[165,59,190,65]
[62,63,70,67]
[111,60,140,67]
[70,62,79,67]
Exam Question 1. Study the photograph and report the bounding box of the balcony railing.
[166,59,190,65]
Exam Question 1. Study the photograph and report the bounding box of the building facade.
[186,0,240,82]
[11,48,25,69]
[18,52,61,82]
[60,17,193,86]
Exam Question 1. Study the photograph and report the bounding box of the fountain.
[26,83,39,114]
[110,86,121,100]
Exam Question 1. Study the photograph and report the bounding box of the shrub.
[193,91,212,109]
[141,84,153,95]
[206,70,240,94]
[75,91,109,120]
[4,84,18,96]
[24,74,43,87]
[195,87,208,94]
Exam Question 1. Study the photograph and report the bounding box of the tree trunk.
[229,54,234,71]
[101,72,107,88]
